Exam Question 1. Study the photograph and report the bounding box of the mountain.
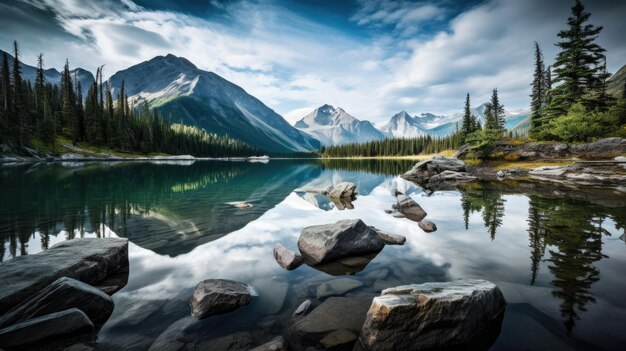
[0,49,94,99]
[294,104,386,146]
[382,103,531,138]
[379,111,428,138]
[107,54,320,153]
[608,63,626,98]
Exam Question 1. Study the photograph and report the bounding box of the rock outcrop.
[297,219,385,265]
[401,156,475,188]
[0,238,128,316]
[0,277,114,329]
[328,182,357,199]
[189,279,254,319]
[273,243,304,270]
[358,279,506,351]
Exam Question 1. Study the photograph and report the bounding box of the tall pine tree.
[485,88,505,131]
[460,93,475,143]
[530,42,545,136]
[12,41,28,147]
[546,0,608,118]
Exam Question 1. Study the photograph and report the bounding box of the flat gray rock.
[0,308,94,349]
[374,228,406,245]
[293,299,312,317]
[320,329,358,350]
[359,279,506,351]
[0,277,114,329]
[298,219,385,265]
[189,279,254,319]
[0,238,128,315]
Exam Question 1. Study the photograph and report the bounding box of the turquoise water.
[1,160,625,350]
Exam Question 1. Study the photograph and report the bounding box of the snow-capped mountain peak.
[294,104,385,146]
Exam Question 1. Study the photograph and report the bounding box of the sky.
[1,0,625,125]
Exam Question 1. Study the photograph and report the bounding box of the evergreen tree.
[75,79,85,142]
[0,52,10,141]
[485,88,505,131]
[530,42,545,136]
[460,93,473,143]
[84,82,102,144]
[546,0,608,118]
[11,41,28,147]
[35,53,45,113]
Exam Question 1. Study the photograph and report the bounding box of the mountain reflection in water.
[0,160,625,350]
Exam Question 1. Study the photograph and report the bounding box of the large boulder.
[402,156,466,183]
[0,277,114,329]
[297,219,385,265]
[189,279,254,319]
[273,243,304,270]
[328,182,357,199]
[0,238,128,315]
[0,308,94,349]
[358,279,506,351]
[393,195,427,222]
[418,220,437,233]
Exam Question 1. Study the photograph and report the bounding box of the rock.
[63,343,95,351]
[418,220,437,233]
[252,277,289,315]
[329,196,355,211]
[529,165,570,177]
[0,238,128,315]
[189,279,254,319]
[93,265,129,295]
[328,182,357,199]
[391,212,405,218]
[274,243,304,270]
[401,156,466,183]
[294,300,312,317]
[249,336,288,351]
[393,195,427,222]
[430,170,476,183]
[0,308,94,349]
[320,329,358,350]
[298,219,385,265]
[358,279,506,351]
[496,170,505,178]
[0,277,114,329]
[290,297,372,342]
[383,209,393,214]
[149,317,254,351]
[316,278,364,299]
[373,228,406,245]
[225,201,253,208]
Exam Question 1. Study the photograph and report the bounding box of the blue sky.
[1,0,625,124]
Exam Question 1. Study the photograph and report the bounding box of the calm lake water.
[1,159,625,350]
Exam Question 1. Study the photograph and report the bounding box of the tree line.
[321,133,461,158]
[0,42,260,157]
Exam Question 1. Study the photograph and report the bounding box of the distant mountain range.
[294,104,385,146]
[6,49,623,151]
[293,103,531,144]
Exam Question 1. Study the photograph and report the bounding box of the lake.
[1,159,625,350]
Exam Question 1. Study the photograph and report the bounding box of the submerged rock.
[0,238,128,316]
[358,279,506,351]
[0,277,114,329]
[290,296,372,343]
[273,243,304,270]
[0,308,94,349]
[298,219,385,265]
[321,329,358,350]
[418,220,437,233]
[310,253,379,276]
[189,279,254,319]
[393,195,427,222]
[225,201,254,209]
[249,336,288,351]
[328,182,357,199]
[316,278,364,299]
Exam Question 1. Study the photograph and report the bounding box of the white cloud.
[3,0,626,124]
